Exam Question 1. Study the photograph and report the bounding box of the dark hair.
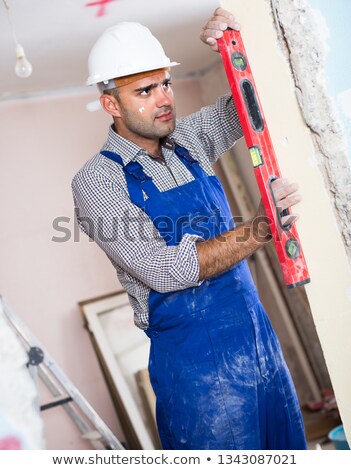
[102,88,120,100]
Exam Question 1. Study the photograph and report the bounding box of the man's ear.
[99,94,121,118]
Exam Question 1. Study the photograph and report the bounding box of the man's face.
[114,70,176,143]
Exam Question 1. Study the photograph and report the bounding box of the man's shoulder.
[72,151,128,200]
[171,95,230,141]
[71,153,98,186]
[72,152,118,186]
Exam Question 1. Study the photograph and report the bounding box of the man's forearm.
[196,216,271,281]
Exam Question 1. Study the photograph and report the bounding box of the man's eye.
[140,88,151,96]
[163,81,172,90]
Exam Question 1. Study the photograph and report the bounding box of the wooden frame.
[79,291,161,450]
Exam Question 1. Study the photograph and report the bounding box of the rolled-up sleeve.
[72,168,202,293]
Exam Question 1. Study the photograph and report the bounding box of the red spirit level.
[218,29,310,288]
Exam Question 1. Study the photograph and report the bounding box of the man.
[72,8,307,450]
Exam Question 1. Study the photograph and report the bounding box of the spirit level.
[218,29,310,288]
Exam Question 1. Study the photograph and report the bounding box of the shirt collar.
[102,124,175,166]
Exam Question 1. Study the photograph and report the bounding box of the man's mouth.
[155,111,173,121]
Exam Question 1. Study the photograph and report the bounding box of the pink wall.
[0,78,203,449]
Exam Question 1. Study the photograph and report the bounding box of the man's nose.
[155,87,172,107]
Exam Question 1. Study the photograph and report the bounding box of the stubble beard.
[119,105,176,140]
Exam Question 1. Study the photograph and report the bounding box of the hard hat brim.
[87,61,180,86]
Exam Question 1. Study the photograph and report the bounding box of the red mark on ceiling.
[85,0,117,18]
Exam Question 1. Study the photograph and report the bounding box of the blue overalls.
[101,145,307,450]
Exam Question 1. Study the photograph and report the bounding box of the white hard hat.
[87,22,180,87]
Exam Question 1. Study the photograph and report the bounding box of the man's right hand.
[200,7,241,52]
[196,178,302,281]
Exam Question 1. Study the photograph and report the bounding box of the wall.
[0,78,204,449]
[221,0,351,443]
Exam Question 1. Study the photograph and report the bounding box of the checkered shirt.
[72,94,243,329]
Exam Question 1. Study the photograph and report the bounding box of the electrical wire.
[2,0,19,45]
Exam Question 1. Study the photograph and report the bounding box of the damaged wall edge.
[270,0,351,262]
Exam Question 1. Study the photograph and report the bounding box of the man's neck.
[112,123,162,159]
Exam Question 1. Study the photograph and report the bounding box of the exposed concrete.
[270,0,351,260]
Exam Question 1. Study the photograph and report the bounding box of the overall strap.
[174,143,208,179]
[100,150,160,209]
[100,150,124,166]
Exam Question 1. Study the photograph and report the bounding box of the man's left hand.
[200,7,241,52]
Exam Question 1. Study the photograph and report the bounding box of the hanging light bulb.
[15,44,32,78]
[2,0,33,78]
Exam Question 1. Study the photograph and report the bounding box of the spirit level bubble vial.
[218,29,310,288]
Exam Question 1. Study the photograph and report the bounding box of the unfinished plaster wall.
[221,0,351,443]
[271,0,351,260]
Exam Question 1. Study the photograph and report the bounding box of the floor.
[302,407,341,450]
[308,437,335,450]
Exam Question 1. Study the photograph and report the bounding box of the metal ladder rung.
[40,396,73,411]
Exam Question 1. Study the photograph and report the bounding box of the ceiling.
[0,0,221,100]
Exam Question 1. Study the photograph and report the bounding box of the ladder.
[0,295,124,450]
